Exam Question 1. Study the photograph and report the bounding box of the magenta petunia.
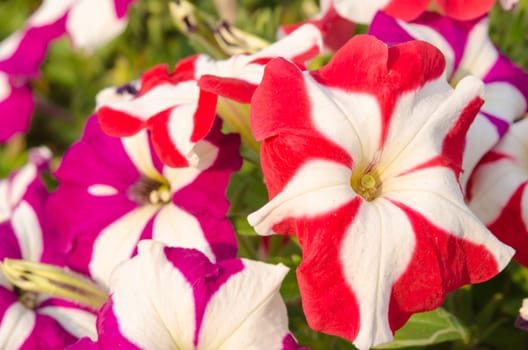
[369,12,528,188]
[0,148,97,349]
[67,240,306,350]
[47,114,241,287]
[0,0,136,142]
[247,35,513,349]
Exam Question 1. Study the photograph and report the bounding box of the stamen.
[1,259,108,310]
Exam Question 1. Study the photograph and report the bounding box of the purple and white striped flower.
[369,12,528,188]
[68,240,305,350]
[0,0,136,142]
[0,148,97,349]
[47,115,241,287]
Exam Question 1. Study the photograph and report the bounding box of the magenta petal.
[0,83,34,142]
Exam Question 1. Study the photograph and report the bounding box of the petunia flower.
[47,114,241,287]
[467,116,528,266]
[0,0,136,142]
[369,12,528,188]
[332,0,518,23]
[247,35,514,349]
[97,24,322,164]
[67,240,305,350]
[0,148,98,349]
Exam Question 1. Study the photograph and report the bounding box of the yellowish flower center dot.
[350,170,381,202]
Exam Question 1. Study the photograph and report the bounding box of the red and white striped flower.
[248,35,513,349]
[467,116,528,266]
[68,240,304,350]
[97,24,322,166]
[369,13,528,188]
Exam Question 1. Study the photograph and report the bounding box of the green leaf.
[374,308,469,349]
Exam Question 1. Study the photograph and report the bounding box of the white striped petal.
[66,0,127,51]
[198,260,289,349]
[38,305,97,340]
[0,302,35,349]
[109,241,196,349]
[248,159,355,235]
[11,201,43,262]
[340,199,415,349]
[122,130,164,182]
[152,204,214,261]
[89,205,159,286]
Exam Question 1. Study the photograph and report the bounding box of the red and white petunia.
[369,12,528,188]
[0,0,136,142]
[97,24,322,166]
[47,114,241,288]
[67,240,305,350]
[0,148,97,349]
[467,116,528,266]
[247,35,514,349]
[332,0,517,23]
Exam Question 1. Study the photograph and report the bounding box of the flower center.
[128,177,172,205]
[350,170,381,201]
[13,286,38,309]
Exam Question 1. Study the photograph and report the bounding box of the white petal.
[121,130,164,182]
[27,0,74,27]
[66,0,126,51]
[334,0,391,23]
[153,204,214,261]
[102,81,199,122]
[308,79,381,166]
[38,305,97,340]
[251,23,322,63]
[10,163,38,209]
[198,260,289,349]
[468,157,521,224]
[379,76,483,180]
[89,205,159,286]
[482,82,527,122]
[109,240,196,349]
[452,17,497,82]
[11,201,43,261]
[340,199,415,349]
[0,32,24,62]
[0,180,10,223]
[0,302,35,349]
[385,167,514,266]
[248,159,355,235]
[161,141,218,188]
[459,112,500,187]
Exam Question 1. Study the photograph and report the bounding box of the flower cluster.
[0,1,527,350]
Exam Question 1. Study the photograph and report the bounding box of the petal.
[66,0,131,51]
[198,260,290,349]
[435,0,495,20]
[100,242,198,348]
[89,205,158,286]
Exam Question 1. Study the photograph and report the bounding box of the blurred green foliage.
[0,0,527,349]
